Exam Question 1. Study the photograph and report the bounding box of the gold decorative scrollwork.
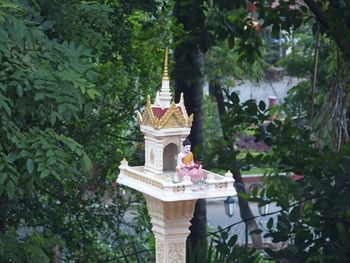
[173,185,185,192]
[215,182,227,189]
[126,170,163,189]
[139,96,193,129]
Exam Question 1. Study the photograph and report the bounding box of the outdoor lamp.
[224,196,236,217]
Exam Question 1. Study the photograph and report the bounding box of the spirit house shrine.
[117,49,236,263]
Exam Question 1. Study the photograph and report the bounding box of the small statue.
[174,138,203,183]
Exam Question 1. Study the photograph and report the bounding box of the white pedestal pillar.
[143,194,197,263]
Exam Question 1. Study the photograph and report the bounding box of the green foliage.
[0,0,95,200]
[218,92,350,261]
[205,40,268,87]
[280,35,340,123]
[0,0,167,261]
[259,123,350,262]
[282,80,311,120]
[277,32,314,78]
[204,0,263,63]
[196,0,350,262]
[39,1,113,53]
[207,229,267,263]
[203,95,223,169]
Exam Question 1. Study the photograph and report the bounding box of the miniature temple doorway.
[163,143,178,172]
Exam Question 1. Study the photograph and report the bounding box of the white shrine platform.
[118,159,236,202]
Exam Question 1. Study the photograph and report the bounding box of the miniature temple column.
[144,195,196,263]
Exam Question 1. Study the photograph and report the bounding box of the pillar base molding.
[144,194,197,263]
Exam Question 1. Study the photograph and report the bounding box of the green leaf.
[6,180,15,199]
[246,101,258,115]
[5,152,17,163]
[289,206,300,222]
[84,103,93,117]
[86,88,100,99]
[34,93,45,101]
[251,185,258,197]
[266,123,276,133]
[83,154,92,170]
[58,104,66,114]
[228,35,235,49]
[227,234,237,247]
[271,23,280,38]
[0,93,11,115]
[277,195,289,209]
[258,100,266,111]
[250,229,262,235]
[40,169,50,178]
[0,174,8,185]
[47,157,56,165]
[0,2,25,12]
[26,159,34,174]
[37,162,45,172]
[267,217,274,229]
[229,92,240,104]
[238,191,250,200]
[264,136,273,146]
[86,70,98,82]
[16,85,23,97]
[40,20,56,30]
[50,112,57,126]
[26,244,50,263]
[221,231,228,241]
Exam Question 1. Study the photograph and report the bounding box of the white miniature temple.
[117,49,236,263]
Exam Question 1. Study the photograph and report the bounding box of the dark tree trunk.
[209,80,263,248]
[174,44,207,263]
[174,47,204,155]
[208,79,226,116]
[173,1,206,260]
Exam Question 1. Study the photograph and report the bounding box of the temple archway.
[163,143,178,172]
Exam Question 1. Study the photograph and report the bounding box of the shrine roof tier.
[136,94,193,130]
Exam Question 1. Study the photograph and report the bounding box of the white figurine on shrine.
[174,138,203,183]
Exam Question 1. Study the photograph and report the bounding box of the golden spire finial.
[162,48,169,81]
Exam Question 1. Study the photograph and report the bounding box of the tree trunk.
[174,47,204,155]
[209,80,263,248]
[173,1,206,260]
[174,45,207,262]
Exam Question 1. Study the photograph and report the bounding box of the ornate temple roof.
[136,49,193,130]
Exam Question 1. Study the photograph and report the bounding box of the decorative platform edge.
[117,159,237,202]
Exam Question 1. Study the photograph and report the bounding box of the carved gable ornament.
[137,96,193,130]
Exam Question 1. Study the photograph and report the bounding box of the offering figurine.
[174,138,203,183]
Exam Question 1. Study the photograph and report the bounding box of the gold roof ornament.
[136,48,193,130]
[163,47,169,81]
[139,99,193,129]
